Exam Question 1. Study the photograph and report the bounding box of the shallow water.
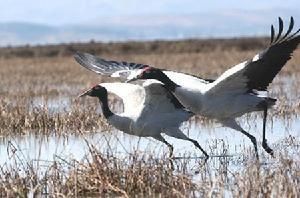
[1,116,299,169]
[1,74,300,181]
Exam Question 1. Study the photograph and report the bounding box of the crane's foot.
[262,141,274,157]
[203,153,209,164]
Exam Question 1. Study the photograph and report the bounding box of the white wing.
[74,52,148,80]
[101,81,192,122]
[163,70,212,89]
[100,82,145,115]
[140,80,191,115]
[74,52,213,86]
[206,17,300,96]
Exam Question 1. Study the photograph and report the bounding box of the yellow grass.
[0,39,299,196]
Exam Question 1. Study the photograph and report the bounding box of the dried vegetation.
[0,38,299,197]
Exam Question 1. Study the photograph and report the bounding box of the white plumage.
[74,17,300,159]
[79,81,208,159]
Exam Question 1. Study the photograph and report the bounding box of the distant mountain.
[1,10,299,46]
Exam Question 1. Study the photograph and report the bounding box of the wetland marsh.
[0,39,299,197]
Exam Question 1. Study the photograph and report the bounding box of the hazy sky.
[1,0,300,25]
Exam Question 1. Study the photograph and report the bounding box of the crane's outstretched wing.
[74,52,213,87]
[140,80,193,121]
[74,52,149,80]
[100,81,192,122]
[100,82,145,115]
[206,17,300,96]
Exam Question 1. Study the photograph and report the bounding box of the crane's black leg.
[262,106,274,156]
[221,119,259,159]
[164,129,209,161]
[240,130,259,160]
[153,135,175,170]
[154,135,174,158]
[187,138,209,162]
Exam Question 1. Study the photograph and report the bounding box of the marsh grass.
[0,136,299,197]
[0,95,297,137]
[0,39,300,196]
[0,98,111,135]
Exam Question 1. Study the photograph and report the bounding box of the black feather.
[274,17,284,43]
[270,25,275,44]
[279,17,294,42]
[245,17,300,91]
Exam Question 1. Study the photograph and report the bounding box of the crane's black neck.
[157,72,180,92]
[97,95,114,119]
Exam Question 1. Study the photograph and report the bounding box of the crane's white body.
[80,81,209,158]
[100,81,192,138]
[75,17,300,158]
[167,61,267,121]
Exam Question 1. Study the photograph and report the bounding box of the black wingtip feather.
[279,16,294,42]
[274,17,284,43]
[246,16,300,91]
[270,25,275,44]
[271,16,300,45]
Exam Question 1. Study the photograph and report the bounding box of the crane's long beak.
[77,89,92,98]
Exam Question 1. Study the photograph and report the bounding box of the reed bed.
[0,39,300,196]
[0,135,299,197]
[0,95,298,137]
[0,44,299,136]
[0,99,107,136]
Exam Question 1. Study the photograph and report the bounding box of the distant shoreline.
[0,37,269,59]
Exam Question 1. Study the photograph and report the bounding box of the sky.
[1,0,299,46]
[1,0,300,25]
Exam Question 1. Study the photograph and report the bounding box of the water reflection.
[1,117,299,168]
[1,74,299,177]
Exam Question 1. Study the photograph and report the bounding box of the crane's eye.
[94,86,101,90]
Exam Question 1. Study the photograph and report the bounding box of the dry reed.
[0,39,299,197]
[0,136,299,197]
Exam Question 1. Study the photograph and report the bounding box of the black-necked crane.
[74,17,300,159]
[79,81,208,159]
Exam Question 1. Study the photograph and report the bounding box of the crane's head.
[78,84,107,98]
[126,66,164,83]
